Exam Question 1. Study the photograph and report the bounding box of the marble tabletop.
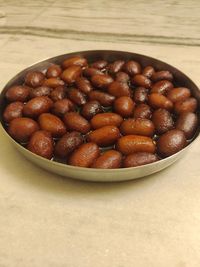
[0,1,200,266]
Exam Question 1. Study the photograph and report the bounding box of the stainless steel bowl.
[0,50,199,182]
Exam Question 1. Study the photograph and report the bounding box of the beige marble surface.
[0,1,200,266]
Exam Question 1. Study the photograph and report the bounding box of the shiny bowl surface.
[0,50,199,182]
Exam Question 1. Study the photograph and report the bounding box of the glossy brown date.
[23,96,53,117]
[63,112,91,134]
[3,102,24,123]
[152,108,174,134]
[91,112,123,129]
[3,55,198,169]
[175,112,198,139]
[54,131,84,158]
[91,150,122,169]
[5,85,30,102]
[157,129,186,157]
[120,118,155,137]
[27,130,54,159]
[38,113,66,137]
[87,125,120,147]
[81,100,102,120]
[68,142,100,167]
[123,152,158,167]
[8,117,39,142]
[116,135,156,155]
[88,90,115,106]
[114,96,135,117]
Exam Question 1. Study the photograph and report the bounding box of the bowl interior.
[0,50,199,181]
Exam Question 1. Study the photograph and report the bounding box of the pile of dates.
[2,55,199,168]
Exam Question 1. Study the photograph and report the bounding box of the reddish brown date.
[27,130,54,159]
[52,99,75,116]
[123,152,158,167]
[148,93,173,110]
[134,87,148,103]
[152,108,174,134]
[5,85,30,102]
[54,131,84,158]
[123,60,141,75]
[174,97,197,114]
[38,113,66,137]
[151,70,173,82]
[50,86,66,102]
[108,81,131,97]
[46,64,62,78]
[87,125,120,147]
[120,118,155,137]
[75,77,93,94]
[167,87,191,103]
[3,102,24,123]
[81,100,103,120]
[89,90,115,107]
[91,112,123,129]
[151,80,173,95]
[117,135,156,155]
[175,112,198,139]
[133,104,152,119]
[62,56,87,69]
[68,142,100,167]
[91,150,122,169]
[63,112,91,134]
[68,88,86,106]
[8,117,39,143]
[114,96,135,117]
[142,66,155,78]
[91,74,113,89]
[30,86,51,98]
[23,96,53,117]
[132,74,152,89]
[25,71,45,88]
[61,65,82,84]
[157,129,186,157]
[43,78,65,88]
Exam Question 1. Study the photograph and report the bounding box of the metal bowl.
[0,50,199,182]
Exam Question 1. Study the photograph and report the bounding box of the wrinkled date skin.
[3,55,199,169]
